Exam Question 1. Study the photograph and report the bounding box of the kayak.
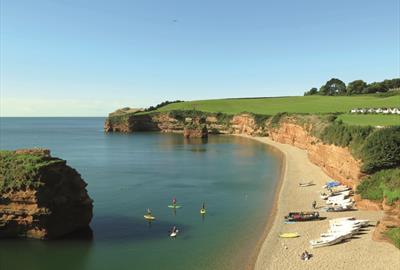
[200,208,206,214]
[168,205,182,209]
[279,232,300,238]
[144,215,155,220]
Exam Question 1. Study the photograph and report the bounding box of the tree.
[321,78,346,95]
[383,78,400,90]
[363,82,388,94]
[304,87,318,96]
[361,127,400,173]
[347,80,367,95]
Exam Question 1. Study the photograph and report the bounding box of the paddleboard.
[279,232,299,238]
[284,221,296,224]
[168,205,182,209]
[144,215,155,220]
[170,230,179,237]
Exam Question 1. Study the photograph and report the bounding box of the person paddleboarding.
[172,197,177,206]
[200,202,206,214]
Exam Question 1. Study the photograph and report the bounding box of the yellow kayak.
[144,215,155,221]
[200,208,206,214]
[279,232,299,238]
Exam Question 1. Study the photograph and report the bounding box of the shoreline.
[244,137,287,270]
[238,135,400,270]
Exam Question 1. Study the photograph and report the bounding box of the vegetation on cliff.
[0,149,63,192]
[0,149,93,239]
[356,169,400,205]
[385,228,400,249]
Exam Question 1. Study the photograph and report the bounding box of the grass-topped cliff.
[0,149,63,192]
[109,92,400,127]
[0,149,93,239]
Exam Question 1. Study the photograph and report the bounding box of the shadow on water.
[91,215,190,243]
[0,229,93,270]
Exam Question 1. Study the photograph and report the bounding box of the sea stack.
[0,149,93,239]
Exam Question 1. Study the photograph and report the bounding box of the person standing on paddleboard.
[172,197,177,206]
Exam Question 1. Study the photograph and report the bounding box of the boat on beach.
[321,231,353,240]
[310,235,345,248]
[284,211,319,222]
[299,181,314,187]
[329,219,369,228]
[323,204,353,212]
[321,190,352,200]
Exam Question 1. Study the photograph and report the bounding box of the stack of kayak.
[320,182,355,212]
[310,217,369,248]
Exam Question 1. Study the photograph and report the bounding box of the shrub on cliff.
[319,121,373,150]
[356,169,400,204]
[270,112,287,127]
[360,127,400,173]
[0,150,63,192]
[144,100,183,112]
[385,228,400,249]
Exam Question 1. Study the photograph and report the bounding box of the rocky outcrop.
[183,126,208,138]
[0,149,93,240]
[268,122,363,188]
[373,200,400,243]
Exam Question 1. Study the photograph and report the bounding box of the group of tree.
[144,100,183,112]
[304,78,400,96]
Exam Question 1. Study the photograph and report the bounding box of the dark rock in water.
[0,148,93,240]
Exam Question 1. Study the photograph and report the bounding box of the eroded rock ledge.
[0,149,93,239]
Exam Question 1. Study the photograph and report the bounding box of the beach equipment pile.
[310,217,369,248]
[321,182,355,212]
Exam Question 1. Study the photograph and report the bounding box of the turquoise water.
[0,118,282,270]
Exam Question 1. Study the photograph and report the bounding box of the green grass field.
[337,114,400,126]
[157,94,400,115]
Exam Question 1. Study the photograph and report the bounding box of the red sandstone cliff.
[268,122,363,188]
[0,149,93,240]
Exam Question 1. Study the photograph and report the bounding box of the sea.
[0,117,282,270]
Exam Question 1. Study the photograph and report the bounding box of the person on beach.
[312,200,317,209]
[301,250,311,261]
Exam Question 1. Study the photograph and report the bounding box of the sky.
[0,0,399,116]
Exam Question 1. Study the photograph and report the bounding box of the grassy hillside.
[337,114,400,126]
[157,94,400,115]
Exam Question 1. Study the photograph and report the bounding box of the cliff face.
[0,149,93,240]
[268,122,363,188]
[104,112,263,135]
[105,113,361,187]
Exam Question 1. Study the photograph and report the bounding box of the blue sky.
[1,0,399,116]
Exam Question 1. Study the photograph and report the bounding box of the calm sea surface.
[0,117,282,270]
